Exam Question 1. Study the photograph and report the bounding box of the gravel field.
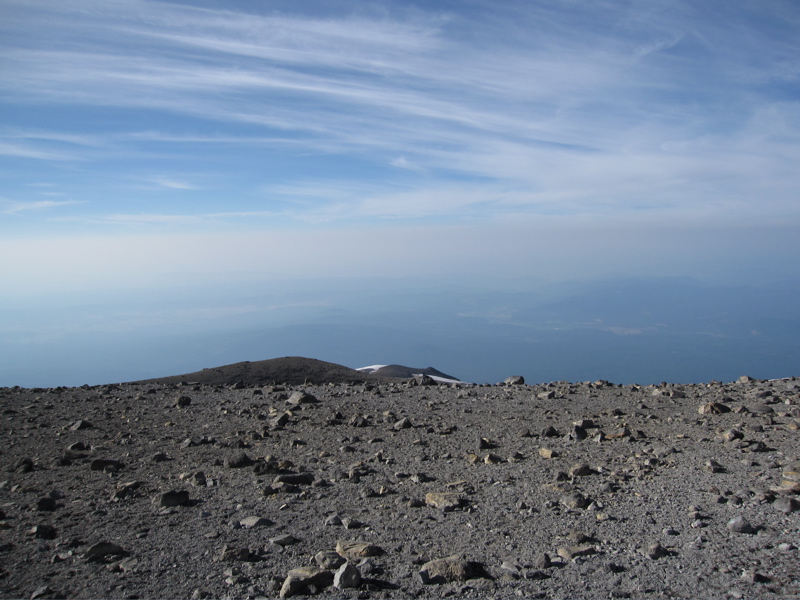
[1,360,799,599]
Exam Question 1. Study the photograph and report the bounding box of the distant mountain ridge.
[356,364,461,383]
[132,357,380,386]
[131,356,460,386]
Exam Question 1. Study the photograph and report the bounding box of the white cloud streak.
[1,199,81,214]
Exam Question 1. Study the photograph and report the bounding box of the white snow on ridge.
[356,365,387,374]
[424,374,464,385]
[356,364,467,385]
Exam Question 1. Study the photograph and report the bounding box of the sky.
[2,1,800,386]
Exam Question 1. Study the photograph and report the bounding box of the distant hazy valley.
[3,276,799,387]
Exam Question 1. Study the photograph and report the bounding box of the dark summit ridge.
[132,357,393,386]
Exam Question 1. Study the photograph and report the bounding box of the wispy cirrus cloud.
[1,199,81,214]
[152,177,198,191]
[1,0,799,232]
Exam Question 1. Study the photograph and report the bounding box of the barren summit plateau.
[1,358,799,599]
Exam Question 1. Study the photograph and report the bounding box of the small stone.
[393,417,412,430]
[273,473,315,485]
[419,554,484,584]
[336,540,383,560]
[29,524,57,539]
[342,517,363,529]
[560,492,589,510]
[539,448,557,459]
[85,541,129,560]
[483,453,503,464]
[175,396,192,407]
[190,472,207,487]
[324,514,343,527]
[287,391,317,406]
[224,452,254,468]
[280,566,333,598]
[218,546,256,562]
[425,492,464,511]
[773,497,800,514]
[721,429,744,442]
[567,530,591,544]
[557,545,595,561]
[500,559,520,574]
[533,552,551,569]
[36,497,57,511]
[270,534,299,547]
[13,457,35,473]
[571,425,587,440]
[644,542,670,559]
[568,464,594,477]
[504,376,525,385]
[741,569,771,584]
[699,402,731,415]
[31,586,58,599]
[90,459,124,472]
[69,420,93,431]
[314,550,345,569]
[606,427,631,439]
[156,490,190,507]
[333,562,361,589]
[240,516,272,529]
[727,516,756,534]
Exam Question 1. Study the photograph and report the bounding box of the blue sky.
[2,1,800,385]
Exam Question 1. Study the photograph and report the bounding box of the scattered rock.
[224,452,254,468]
[273,473,314,486]
[287,391,317,407]
[644,542,670,559]
[36,497,57,511]
[335,540,383,560]
[218,545,258,562]
[393,417,413,430]
[333,562,361,589]
[699,402,730,415]
[270,534,299,547]
[240,516,272,529]
[156,490,191,507]
[279,566,333,598]
[425,492,464,511]
[28,525,57,539]
[560,492,589,510]
[90,459,124,472]
[30,585,62,599]
[419,554,486,584]
[84,542,130,560]
[314,550,345,569]
[568,464,594,477]
[539,448,557,459]
[727,516,756,534]
[773,497,800,514]
[557,545,595,561]
[533,552,551,569]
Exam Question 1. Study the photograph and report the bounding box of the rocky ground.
[1,367,799,599]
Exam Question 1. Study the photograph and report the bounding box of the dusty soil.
[1,363,799,599]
